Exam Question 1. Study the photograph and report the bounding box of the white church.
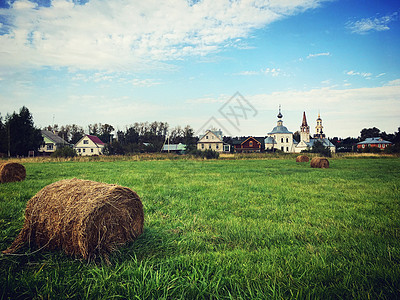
[265,107,336,153]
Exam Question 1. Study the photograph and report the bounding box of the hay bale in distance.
[0,162,26,183]
[310,157,329,169]
[296,155,309,163]
[2,178,144,259]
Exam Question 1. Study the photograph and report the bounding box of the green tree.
[302,140,331,157]
[0,115,7,155]
[360,127,380,140]
[183,125,197,153]
[5,106,43,156]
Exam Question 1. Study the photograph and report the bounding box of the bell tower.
[314,112,325,139]
[300,111,310,143]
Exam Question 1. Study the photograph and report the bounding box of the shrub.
[188,149,219,159]
[51,146,77,158]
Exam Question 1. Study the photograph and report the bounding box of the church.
[264,107,335,153]
[264,106,296,152]
[294,111,336,153]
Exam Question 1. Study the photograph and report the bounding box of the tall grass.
[1,158,399,299]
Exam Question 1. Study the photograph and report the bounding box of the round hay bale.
[310,157,329,169]
[0,162,26,183]
[296,155,309,163]
[2,178,144,259]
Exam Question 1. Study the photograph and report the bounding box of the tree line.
[1,106,399,157]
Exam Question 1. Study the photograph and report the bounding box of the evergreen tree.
[0,115,7,155]
[5,106,43,156]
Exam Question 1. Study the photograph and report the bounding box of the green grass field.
[1,157,400,299]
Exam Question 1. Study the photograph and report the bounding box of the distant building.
[264,106,296,153]
[38,130,69,155]
[232,137,265,153]
[357,137,392,150]
[197,129,230,152]
[74,135,105,156]
[295,112,335,153]
[162,143,186,154]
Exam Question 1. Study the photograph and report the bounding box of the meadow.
[0,156,399,299]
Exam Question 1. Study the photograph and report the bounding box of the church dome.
[268,125,292,134]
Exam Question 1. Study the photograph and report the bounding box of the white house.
[264,108,296,153]
[197,129,230,152]
[74,135,105,156]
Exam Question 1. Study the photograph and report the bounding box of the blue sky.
[0,0,399,138]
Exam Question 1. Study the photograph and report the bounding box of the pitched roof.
[87,135,105,145]
[199,130,223,141]
[306,138,335,148]
[232,136,265,146]
[41,130,68,145]
[357,137,392,145]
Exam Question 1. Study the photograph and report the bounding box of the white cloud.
[263,68,281,76]
[0,0,327,71]
[235,71,259,76]
[346,70,372,78]
[234,67,281,76]
[131,78,161,87]
[307,52,330,59]
[347,12,398,34]
[387,79,400,86]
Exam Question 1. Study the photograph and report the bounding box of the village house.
[197,129,231,152]
[232,137,265,153]
[357,137,392,150]
[294,112,336,153]
[38,130,69,155]
[74,135,105,156]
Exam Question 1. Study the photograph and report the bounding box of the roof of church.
[268,124,293,134]
[305,138,335,148]
[302,111,308,127]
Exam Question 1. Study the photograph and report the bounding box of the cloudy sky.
[0,0,399,138]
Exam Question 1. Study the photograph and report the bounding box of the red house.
[357,137,392,150]
[232,137,265,153]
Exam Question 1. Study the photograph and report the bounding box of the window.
[281,147,284,151]
[78,149,81,153]
[83,149,86,153]
[206,136,209,139]
[211,135,214,139]
[286,138,289,143]
[362,145,365,148]
[83,140,89,144]
[91,149,94,153]
[286,147,289,152]
[46,144,53,150]
[249,141,253,147]
[281,138,284,143]
[209,144,212,149]
[201,144,204,149]
[216,144,219,149]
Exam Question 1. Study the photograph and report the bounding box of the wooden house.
[197,130,230,152]
[232,137,265,153]
[38,130,69,155]
[74,135,105,156]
